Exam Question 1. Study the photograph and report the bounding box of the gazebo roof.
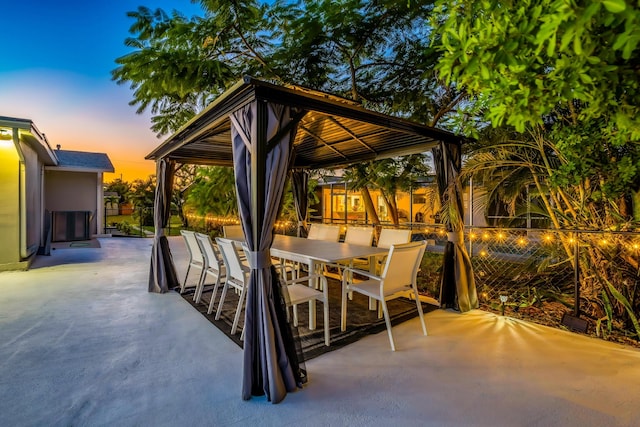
[146,76,465,169]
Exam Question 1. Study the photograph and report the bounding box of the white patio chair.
[281,273,330,346]
[215,237,250,336]
[344,226,375,267]
[194,233,226,314]
[345,226,375,246]
[373,228,413,273]
[307,223,341,242]
[223,224,244,240]
[377,228,412,248]
[324,226,375,281]
[288,224,340,282]
[341,240,428,351]
[179,230,204,294]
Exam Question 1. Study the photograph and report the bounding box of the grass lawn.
[106,214,183,236]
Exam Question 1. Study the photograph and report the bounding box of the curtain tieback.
[246,250,272,269]
[448,231,463,244]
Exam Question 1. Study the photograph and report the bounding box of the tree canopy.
[432,0,640,138]
[113,0,457,226]
[113,0,466,135]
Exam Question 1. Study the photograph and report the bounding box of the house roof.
[146,76,468,170]
[54,150,115,173]
[1,116,115,173]
[0,116,57,165]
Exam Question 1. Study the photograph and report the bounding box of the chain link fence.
[104,206,155,237]
[415,225,640,345]
[102,208,640,344]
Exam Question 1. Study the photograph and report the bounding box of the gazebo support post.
[432,141,478,312]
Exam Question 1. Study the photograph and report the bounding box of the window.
[412,194,427,204]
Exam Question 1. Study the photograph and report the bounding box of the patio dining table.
[269,234,389,330]
[221,234,389,331]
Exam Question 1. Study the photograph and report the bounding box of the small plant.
[117,221,132,235]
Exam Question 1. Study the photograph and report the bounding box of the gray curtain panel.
[148,158,179,293]
[291,170,309,237]
[432,142,478,312]
[230,101,303,403]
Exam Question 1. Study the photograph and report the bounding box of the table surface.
[219,234,388,265]
[269,234,388,264]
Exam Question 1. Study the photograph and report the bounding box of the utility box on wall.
[52,211,91,242]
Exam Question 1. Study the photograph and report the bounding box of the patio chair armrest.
[284,274,327,287]
[342,267,380,282]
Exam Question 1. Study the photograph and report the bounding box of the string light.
[183,213,293,233]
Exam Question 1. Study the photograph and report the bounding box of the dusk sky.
[0,0,203,182]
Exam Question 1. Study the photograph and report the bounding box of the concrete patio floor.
[1,236,639,426]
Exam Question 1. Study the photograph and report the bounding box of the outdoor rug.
[179,276,438,360]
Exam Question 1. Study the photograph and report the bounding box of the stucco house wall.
[0,118,55,270]
[0,116,114,270]
[0,130,23,268]
[45,170,100,238]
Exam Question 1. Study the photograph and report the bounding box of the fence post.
[574,233,580,317]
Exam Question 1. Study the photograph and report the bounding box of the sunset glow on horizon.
[1,1,203,184]
[0,70,161,183]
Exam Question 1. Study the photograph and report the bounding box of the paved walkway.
[1,237,639,426]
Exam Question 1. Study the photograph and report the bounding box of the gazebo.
[145,76,477,403]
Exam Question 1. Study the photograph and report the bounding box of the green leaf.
[573,36,583,55]
[622,34,640,59]
[601,0,626,14]
[480,64,490,80]
[605,278,640,339]
[560,28,574,51]
[546,33,556,57]
[579,73,593,84]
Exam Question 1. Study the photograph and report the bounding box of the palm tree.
[462,123,640,339]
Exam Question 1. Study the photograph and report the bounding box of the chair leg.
[323,299,330,346]
[293,304,299,327]
[341,281,348,332]
[206,275,222,314]
[181,264,192,293]
[381,299,396,351]
[231,285,247,335]
[215,282,230,320]
[413,284,428,336]
[194,271,206,303]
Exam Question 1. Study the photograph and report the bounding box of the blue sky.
[0,0,203,181]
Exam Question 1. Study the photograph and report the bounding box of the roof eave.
[0,116,58,165]
[145,78,254,161]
